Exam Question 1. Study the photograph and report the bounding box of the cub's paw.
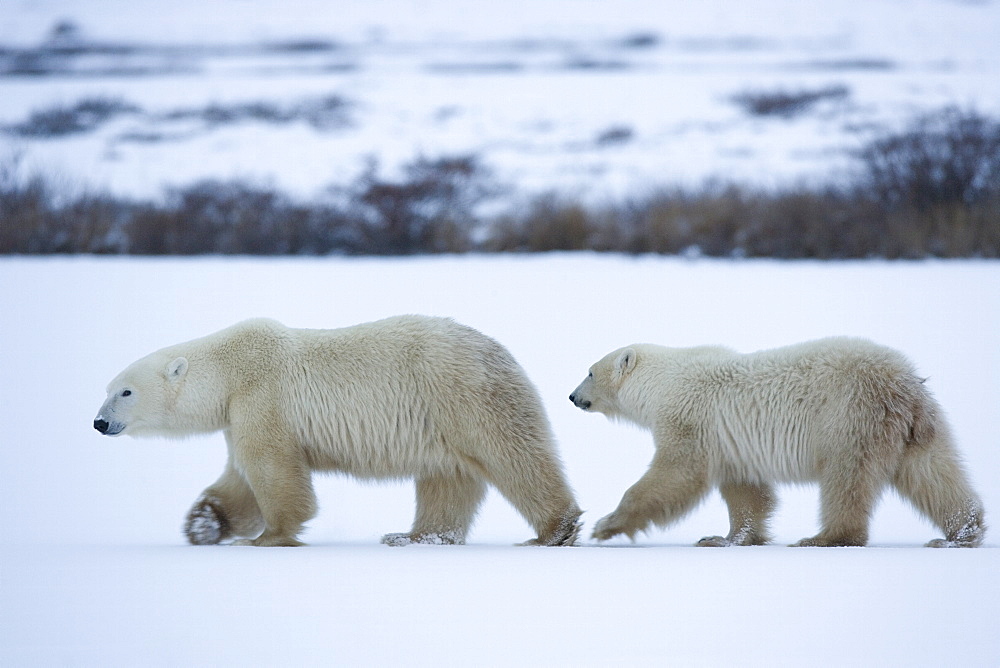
[699,528,769,547]
[791,535,865,547]
[184,495,231,545]
[591,514,631,542]
[232,535,305,547]
[925,537,979,548]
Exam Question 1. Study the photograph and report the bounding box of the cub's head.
[569,346,638,418]
[94,354,190,438]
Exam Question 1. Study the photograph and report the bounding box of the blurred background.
[2,0,999,257]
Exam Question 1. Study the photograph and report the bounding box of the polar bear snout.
[569,392,591,410]
[93,416,124,436]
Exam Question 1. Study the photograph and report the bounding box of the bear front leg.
[184,459,264,545]
[593,449,709,542]
[697,481,777,547]
[232,432,317,547]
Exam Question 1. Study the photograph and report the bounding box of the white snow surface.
[1,255,998,666]
[2,0,1000,202]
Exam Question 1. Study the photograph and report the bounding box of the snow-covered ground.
[3,3,999,664]
[2,0,1000,202]
[1,256,998,666]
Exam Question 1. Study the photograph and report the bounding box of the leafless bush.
[160,95,350,131]
[5,97,140,137]
[487,195,597,252]
[732,85,849,119]
[125,180,353,255]
[859,107,1000,208]
[3,107,999,257]
[341,155,499,254]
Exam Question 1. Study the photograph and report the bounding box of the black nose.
[569,393,575,403]
[94,419,109,434]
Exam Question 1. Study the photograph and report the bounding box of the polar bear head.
[569,346,638,419]
[94,353,191,437]
[94,349,224,438]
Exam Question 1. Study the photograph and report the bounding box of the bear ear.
[614,348,637,377]
[166,357,189,382]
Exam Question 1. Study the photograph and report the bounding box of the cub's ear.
[166,357,189,381]
[614,348,637,378]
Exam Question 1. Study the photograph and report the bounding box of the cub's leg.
[381,470,487,546]
[893,431,985,547]
[184,458,264,545]
[792,450,888,547]
[697,482,777,547]
[593,445,709,542]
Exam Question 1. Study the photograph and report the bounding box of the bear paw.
[791,535,865,547]
[520,513,584,546]
[592,513,634,542]
[232,535,305,547]
[925,537,980,548]
[696,535,731,547]
[184,495,231,545]
[380,531,464,546]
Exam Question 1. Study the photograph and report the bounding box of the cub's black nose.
[569,393,575,403]
[94,419,109,434]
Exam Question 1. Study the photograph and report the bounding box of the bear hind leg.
[479,452,582,547]
[382,469,487,546]
[793,454,887,547]
[697,482,776,547]
[893,434,985,548]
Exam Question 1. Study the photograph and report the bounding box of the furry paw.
[520,522,583,547]
[698,528,769,547]
[925,537,979,548]
[184,495,231,545]
[791,535,865,547]
[521,511,584,546]
[380,531,464,547]
[592,513,631,542]
[232,535,304,547]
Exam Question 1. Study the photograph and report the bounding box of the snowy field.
[3,1,1000,665]
[2,0,1000,202]
[1,256,998,666]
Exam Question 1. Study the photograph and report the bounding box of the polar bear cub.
[95,316,582,547]
[570,337,985,547]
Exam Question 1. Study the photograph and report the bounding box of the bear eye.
[121,390,132,397]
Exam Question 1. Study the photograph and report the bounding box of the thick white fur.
[96,316,582,547]
[570,338,985,547]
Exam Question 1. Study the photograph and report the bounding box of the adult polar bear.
[95,316,582,547]
[570,338,985,547]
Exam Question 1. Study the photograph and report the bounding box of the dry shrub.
[2,108,999,258]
